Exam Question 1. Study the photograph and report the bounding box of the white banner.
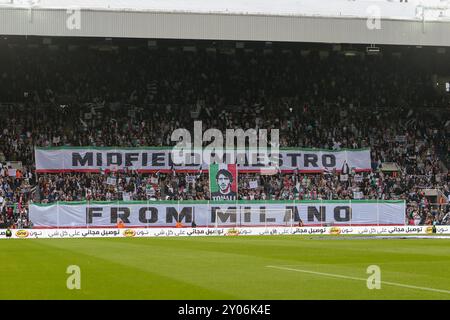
[29,200,405,227]
[353,191,364,199]
[249,180,258,189]
[35,147,371,173]
[150,177,159,184]
[186,175,196,183]
[106,177,116,185]
[122,192,131,201]
[2,225,449,239]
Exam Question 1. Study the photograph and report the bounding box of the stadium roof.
[0,0,432,18]
[1,0,450,46]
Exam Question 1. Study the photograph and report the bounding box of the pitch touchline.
[266,265,450,295]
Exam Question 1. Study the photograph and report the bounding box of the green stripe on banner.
[34,146,371,152]
[30,200,405,207]
[209,163,219,193]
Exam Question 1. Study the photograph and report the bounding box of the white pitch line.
[266,265,450,295]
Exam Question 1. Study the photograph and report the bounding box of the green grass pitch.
[1,236,450,299]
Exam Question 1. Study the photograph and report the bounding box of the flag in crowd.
[209,164,238,201]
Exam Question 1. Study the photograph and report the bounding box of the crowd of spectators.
[29,170,447,203]
[0,43,449,227]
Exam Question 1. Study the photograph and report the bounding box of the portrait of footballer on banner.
[2,0,450,311]
[209,164,238,201]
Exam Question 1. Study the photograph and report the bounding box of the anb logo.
[15,230,29,238]
[123,229,136,237]
[225,228,239,236]
[425,226,433,234]
[329,227,341,235]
